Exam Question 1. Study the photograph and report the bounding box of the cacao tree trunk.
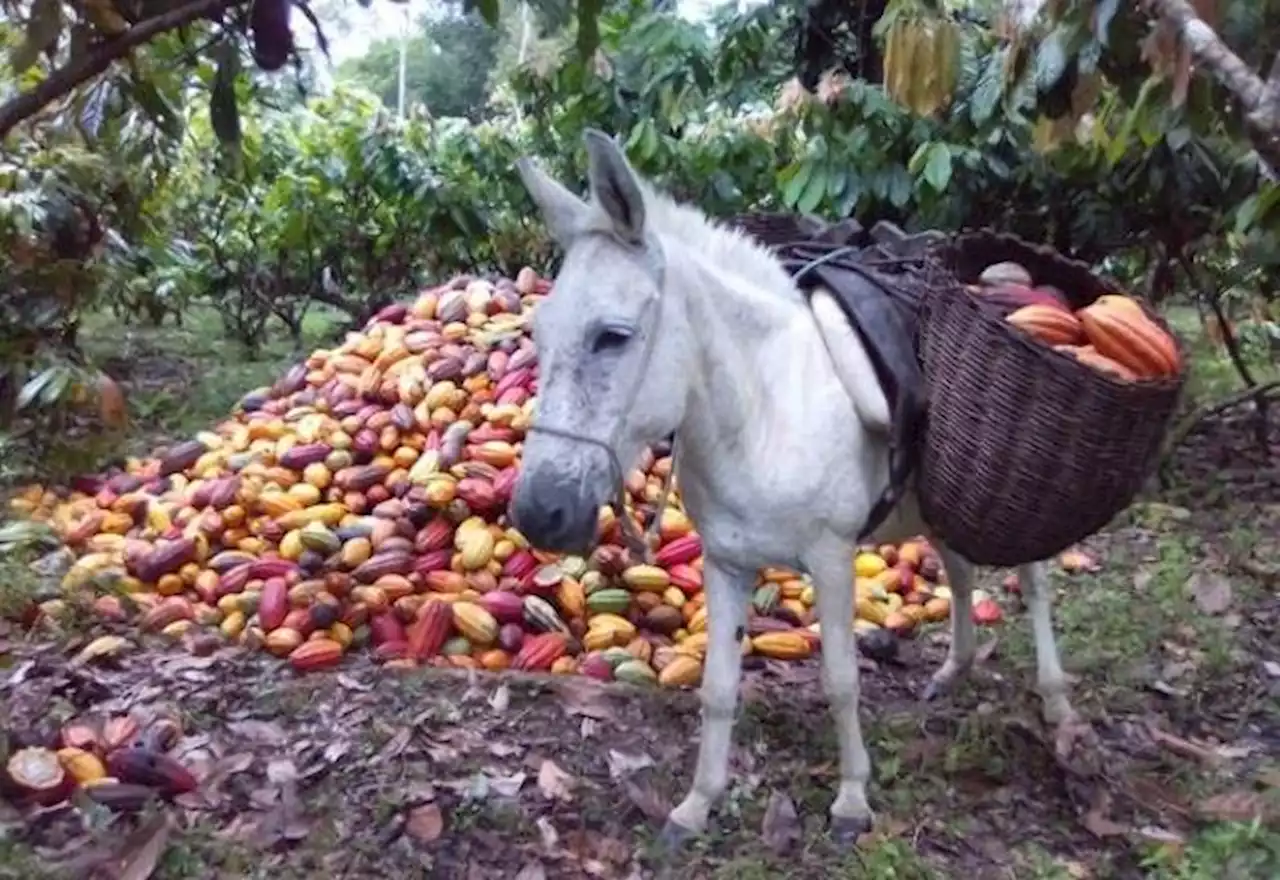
[1145,0,1280,174]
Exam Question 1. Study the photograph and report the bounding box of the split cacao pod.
[57,747,107,784]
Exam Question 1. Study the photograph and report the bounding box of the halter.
[524,232,675,564]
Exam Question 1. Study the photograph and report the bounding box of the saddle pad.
[765,220,936,538]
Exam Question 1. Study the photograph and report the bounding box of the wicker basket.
[917,230,1187,566]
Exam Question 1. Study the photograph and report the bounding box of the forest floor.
[1,305,1277,879]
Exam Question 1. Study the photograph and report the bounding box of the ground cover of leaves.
[3,501,1278,880]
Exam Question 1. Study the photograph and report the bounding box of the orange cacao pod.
[1077,301,1180,378]
[288,638,343,672]
[1005,304,1084,346]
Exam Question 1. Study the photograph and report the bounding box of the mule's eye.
[590,325,632,354]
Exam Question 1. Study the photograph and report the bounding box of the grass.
[1164,305,1279,402]
[78,304,346,444]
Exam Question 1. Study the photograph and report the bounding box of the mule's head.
[510,129,692,554]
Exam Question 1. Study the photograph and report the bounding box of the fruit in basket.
[1077,299,1180,378]
[1005,304,1084,345]
[1053,345,1138,382]
[978,261,1032,286]
[1092,294,1145,316]
[972,282,1070,314]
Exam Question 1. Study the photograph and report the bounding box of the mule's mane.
[632,182,802,304]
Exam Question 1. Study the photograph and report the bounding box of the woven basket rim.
[929,228,1190,391]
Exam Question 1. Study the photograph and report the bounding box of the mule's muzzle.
[511,471,599,555]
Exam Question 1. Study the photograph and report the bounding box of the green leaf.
[10,0,63,75]
[1033,27,1069,92]
[797,165,828,214]
[836,176,862,217]
[886,167,912,209]
[1107,76,1158,167]
[41,367,73,406]
[908,142,931,176]
[127,77,182,139]
[781,161,814,209]
[970,51,1005,127]
[922,143,953,192]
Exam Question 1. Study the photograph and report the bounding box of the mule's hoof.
[829,814,874,847]
[657,820,695,854]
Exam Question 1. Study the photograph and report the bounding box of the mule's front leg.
[922,545,976,701]
[1018,561,1075,725]
[662,556,749,849]
[807,536,874,844]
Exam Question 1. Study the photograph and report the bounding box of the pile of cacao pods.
[6,268,985,689]
[1,712,195,812]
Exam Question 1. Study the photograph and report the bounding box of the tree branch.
[1175,249,1273,454]
[1143,0,1280,174]
[1161,378,1280,460]
[0,0,239,141]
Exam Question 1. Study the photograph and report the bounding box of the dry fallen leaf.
[226,719,287,745]
[515,863,548,880]
[108,812,171,880]
[761,790,800,854]
[607,750,654,779]
[537,759,574,801]
[1082,791,1129,838]
[1196,790,1270,823]
[536,816,559,850]
[375,728,413,763]
[406,803,444,843]
[623,779,670,821]
[490,771,527,798]
[266,758,298,785]
[1186,571,1233,615]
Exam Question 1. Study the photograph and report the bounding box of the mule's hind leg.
[922,545,976,701]
[663,555,749,849]
[805,534,874,844]
[1018,561,1075,725]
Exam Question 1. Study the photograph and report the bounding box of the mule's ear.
[583,128,646,246]
[515,156,589,245]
